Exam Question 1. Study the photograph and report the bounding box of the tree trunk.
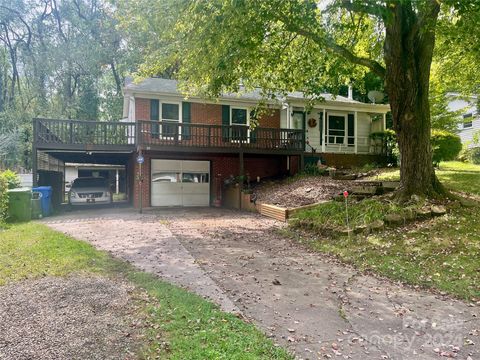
[383,2,444,201]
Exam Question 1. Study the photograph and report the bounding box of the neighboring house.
[447,93,479,148]
[33,78,390,208]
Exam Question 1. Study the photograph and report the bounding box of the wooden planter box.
[257,202,325,222]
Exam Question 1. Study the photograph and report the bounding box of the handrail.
[34,118,305,152]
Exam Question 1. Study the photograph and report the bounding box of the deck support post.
[300,153,305,172]
[239,150,244,209]
[32,118,38,187]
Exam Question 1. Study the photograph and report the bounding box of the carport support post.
[139,161,143,214]
[32,118,38,187]
[239,150,244,209]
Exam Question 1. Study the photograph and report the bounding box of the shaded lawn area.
[0,223,291,360]
[289,161,480,301]
[370,161,480,195]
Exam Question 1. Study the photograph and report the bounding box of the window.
[231,108,249,142]
[463,113,473,128]
[161,103,181,138]
[328,115,346,144]
[182,173,209,183]
[152,172,180,183]
[292,112,304,130]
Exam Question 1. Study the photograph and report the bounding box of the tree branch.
[281,19,386,78]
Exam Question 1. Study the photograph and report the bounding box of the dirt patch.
[252,176,354,207]
[0,275,141,360]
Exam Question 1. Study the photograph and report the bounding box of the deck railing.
[35,118,136,146]
[136,120,305,151]
[34,118,305,152]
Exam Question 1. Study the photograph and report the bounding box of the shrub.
[0,170,21,189]
[369,130,399,164]
[303,163,328,176]
[460,147,480,164]
[431,130,462,165]
[0,175,8,224]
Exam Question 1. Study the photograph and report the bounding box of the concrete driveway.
[44,208,479,360]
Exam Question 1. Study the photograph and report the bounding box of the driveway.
[44,208,479,360]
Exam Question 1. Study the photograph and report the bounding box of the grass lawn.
[289,161,480,301]
[369,161,480,195]
[0,222,291,360]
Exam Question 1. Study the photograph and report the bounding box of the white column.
[322,108,326,153]
[115,169,119,194]
[383,112,387,130]
[354,111,358,154]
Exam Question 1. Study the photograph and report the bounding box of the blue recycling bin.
[32,186,52,217]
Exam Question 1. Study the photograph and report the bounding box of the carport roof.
[41,150,133,165]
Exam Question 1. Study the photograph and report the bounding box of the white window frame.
[326,112,347,145]
[230,107,250,143]
[160,101,182,139]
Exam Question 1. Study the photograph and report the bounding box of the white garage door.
[151,159,210,207]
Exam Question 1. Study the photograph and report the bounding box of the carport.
[33,118,136,209]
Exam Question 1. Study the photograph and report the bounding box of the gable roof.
[124,77,390,112]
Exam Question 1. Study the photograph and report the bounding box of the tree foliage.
[0,0,135,169]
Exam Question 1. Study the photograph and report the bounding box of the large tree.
[118,0,479,201]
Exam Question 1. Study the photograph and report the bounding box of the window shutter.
[150,99,159,138]
[222,105,230,142]
[348,113,355,145]
[182,102,191,140]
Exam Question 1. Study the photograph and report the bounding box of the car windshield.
[72,178,108,188]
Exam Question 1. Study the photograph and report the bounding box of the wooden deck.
[34,118,305,155]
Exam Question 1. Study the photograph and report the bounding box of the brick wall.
[258,109,280,128]
[191,103,222,125]
[134,97,280,128]
[135,98,150,120]
[131,152,289,208]
[315,153,388,168]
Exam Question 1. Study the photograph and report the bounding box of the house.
[33,78,390,208]
[447,93,479,147]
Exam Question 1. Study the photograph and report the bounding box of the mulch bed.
[252,176,355,208]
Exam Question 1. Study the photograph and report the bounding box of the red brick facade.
[132,151,291,208]
[134,97,279,127]
[315,153,387,168]
[135,98,150,120]
[191,103,222,125]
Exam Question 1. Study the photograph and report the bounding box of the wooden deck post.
[239,150,244,208]
[32,118,38,187]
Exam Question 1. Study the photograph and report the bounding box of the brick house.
[33,78,390,208]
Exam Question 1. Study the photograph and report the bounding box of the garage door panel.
[151,159,182,172]
[151,183,182,206]
[182,183,209,206]
[150,159,210,207]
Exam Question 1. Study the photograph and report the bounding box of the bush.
[460,147,480,164]
[303,163,328,176]
[431,130,462,165]
[0,170,21,189]
[0,175,8,224]
[369,130,399,164]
